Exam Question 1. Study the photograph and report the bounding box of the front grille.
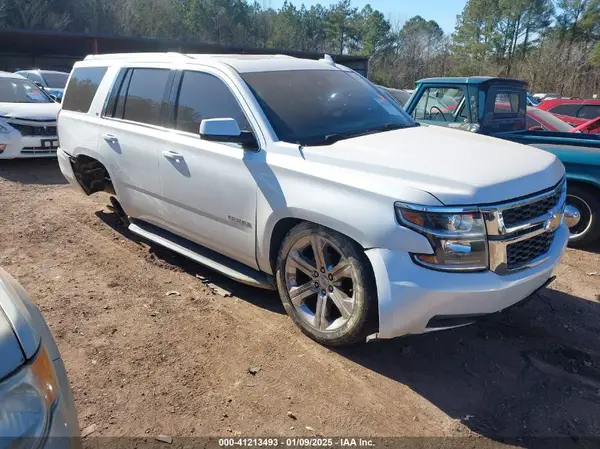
[506,231,555,270]
[502,188,562,227]
[485,179,565,274]
[7,122,57,137]
[21,147,58,155]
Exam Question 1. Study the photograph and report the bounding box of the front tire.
[276,222,378,347]
[566,185,600,248]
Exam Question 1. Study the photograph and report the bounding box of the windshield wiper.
[354,122,417,137]
[301,133,353,146]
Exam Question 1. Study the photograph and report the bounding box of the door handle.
[162,150,183,161]
[103,133,118,143]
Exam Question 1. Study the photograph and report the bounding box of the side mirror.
[199,118,258,149]
[34,81,44,88]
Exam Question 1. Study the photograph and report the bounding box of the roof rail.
[84,52,193,61]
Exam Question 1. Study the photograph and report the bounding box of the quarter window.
[175,71,249,134]
[62,67,108,113]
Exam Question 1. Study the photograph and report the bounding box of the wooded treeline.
[2,0,600,96]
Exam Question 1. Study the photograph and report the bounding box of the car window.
[23,72,43,84]
[549,103,581,117]
[577,105,600,120]
[494,92,520,114]
[174,71,250,134]
[0,78,51,103]
[42,72,69,89]
[62,67,108,113]
[413,87,463,121]
[241,70,416,145]
[121,68,171,126]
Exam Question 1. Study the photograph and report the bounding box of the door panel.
[157,70,258,268]
[99,66,174,226]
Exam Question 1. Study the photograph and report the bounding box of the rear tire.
[275,222,378,347]
[566,185,600,248]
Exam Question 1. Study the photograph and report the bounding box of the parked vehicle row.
[15,69,69,102]
[56,53,568,347]
[537,97,600,129]
[404,76,600,247]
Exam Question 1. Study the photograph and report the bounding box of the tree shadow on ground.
[0,159,67,185]
[336,288,600,448]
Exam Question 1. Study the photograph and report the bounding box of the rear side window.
[106,68,172,127]
[62,67,108,113]
[494,92,520,114]
[122,69,171,126]
[549,104,580,117]
[577,105,600,120]
[174,71,250,134]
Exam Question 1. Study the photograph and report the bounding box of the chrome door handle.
[103,133,118,143]
[162,150,183,161]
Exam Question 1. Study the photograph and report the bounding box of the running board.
[128,220,276,290]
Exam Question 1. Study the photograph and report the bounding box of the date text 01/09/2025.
[218,438,375,447]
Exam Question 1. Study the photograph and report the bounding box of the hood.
[0,269,40,379]
[302,125,565,205]
[0,102,60,121]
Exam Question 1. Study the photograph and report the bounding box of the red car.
[537,98,600,128]
[527,107,600,134]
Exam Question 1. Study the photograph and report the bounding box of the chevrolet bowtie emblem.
[545,212,562,232]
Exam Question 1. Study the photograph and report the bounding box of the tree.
[355,5,391,56]
[325,0,358,54]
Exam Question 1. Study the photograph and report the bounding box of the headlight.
[0,123,11,134]
[0,346,58,448]
[395,204,488,272]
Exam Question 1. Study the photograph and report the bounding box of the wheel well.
[71,155,114,196]
[567,179,600,196]
[269,218,303,273]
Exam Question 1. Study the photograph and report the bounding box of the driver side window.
[414,87,466,122]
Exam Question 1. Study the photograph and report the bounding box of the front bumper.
[0,135,58,159]
[367,223,569,339]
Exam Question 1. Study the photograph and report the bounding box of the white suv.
[57,53,569,346]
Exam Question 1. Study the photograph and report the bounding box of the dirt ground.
[1,159,600,447]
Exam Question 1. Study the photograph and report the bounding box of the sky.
[265,0,468,34]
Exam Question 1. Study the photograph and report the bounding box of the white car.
[0,72,60,159]
[57,53,568,346]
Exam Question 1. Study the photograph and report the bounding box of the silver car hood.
[0,269,40,379]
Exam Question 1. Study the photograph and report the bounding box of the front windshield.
[529,108,573,132]
[42,72,69,89]
[0,78,51,103]
[241,70,417,145]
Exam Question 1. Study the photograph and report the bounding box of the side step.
[128,219,276,291]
